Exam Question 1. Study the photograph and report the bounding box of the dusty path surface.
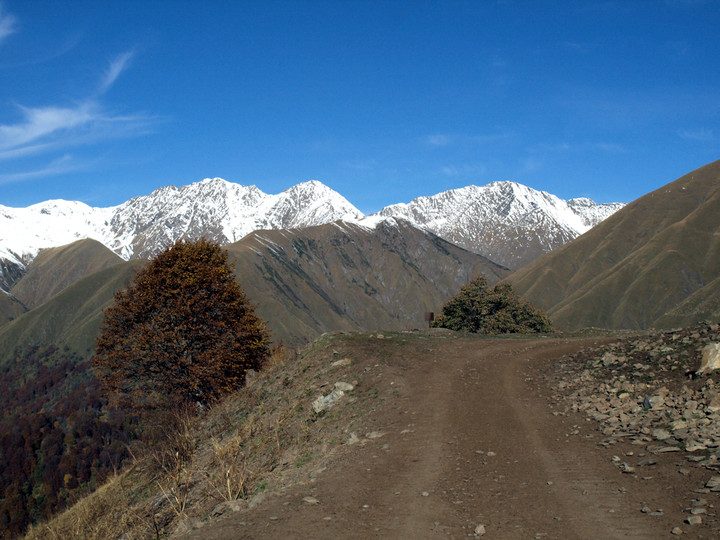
[177,335,712,539]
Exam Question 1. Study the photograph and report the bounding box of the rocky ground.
[28,328,720,539]
[547,323,720,536]
[172,330,720,539]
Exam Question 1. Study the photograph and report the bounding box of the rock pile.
[549,323,720,532]
[556,324,720,456]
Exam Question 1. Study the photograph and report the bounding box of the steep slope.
[374,181,623,269]
[654,274,720,329]
[0,254,27,291]
[509,159,720,330]
[0,290,25,326]
[0,260,144,361]
[10,239,123,311]
[227,218,509,344]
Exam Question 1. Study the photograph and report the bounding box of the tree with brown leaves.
[94,239,270,410]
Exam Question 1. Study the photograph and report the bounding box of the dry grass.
[24,465,158,540]
[23,332,381,539]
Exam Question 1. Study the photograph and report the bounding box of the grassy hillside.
[509,158,720,330]
[0,291,25,326]
[227,219,508,345]
[10,239,124,311]
[0,260,144,362]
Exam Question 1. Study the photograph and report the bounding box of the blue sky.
[0,1,718,213]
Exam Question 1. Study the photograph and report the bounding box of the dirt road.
[177,335,712,539]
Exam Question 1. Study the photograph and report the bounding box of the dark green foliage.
[433,276,553,334]
[94,239,271,410]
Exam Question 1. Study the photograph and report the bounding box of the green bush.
[432,277,553,334]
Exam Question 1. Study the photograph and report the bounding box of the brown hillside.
[227,219,509,345]
[655,274,720,328]
[10,239,123,310]
[0,259,145,360]
[0,220,506,359]
[0,291,25,326]
[509,159,720,330]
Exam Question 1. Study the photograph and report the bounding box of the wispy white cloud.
[0,52,159,171]
[0,154,84,186]
[473,131,514,144]
[439,163,488,177]
[592,142,625,152]
[0,3,16,46]
[530,141,625,154]
[98,50,134,94]
[537,142,571,152]
[424,134,453,147]
[422,131,513,148]
[342,158,378,171]
[0,103,98,152]
[677,128,714,142]
[560,41,595,54]
[520,156,544,173]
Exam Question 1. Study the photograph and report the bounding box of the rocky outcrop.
[312,382,355,414]
[554,324,720,454]
[698,343,720,375]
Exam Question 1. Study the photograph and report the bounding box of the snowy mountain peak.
[287,179,326,190]
[0,177,624,290]
[0,178,364,266]
[372,180,623,269]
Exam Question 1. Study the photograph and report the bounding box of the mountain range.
[0,219,507,358]
[4,155,720,350]
[376,181,622,269]
[0,179,622,293]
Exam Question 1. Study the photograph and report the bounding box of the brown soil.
[175,334,717,539]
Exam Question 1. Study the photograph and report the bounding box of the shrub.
[433,277,553,334]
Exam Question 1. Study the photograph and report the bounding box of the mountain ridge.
[0,178,623,291]
[376,181,623,268]
[508,158,720,330]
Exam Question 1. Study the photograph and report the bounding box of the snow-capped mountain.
[104,178,364,259]
[373,181,624,269]
[0,177,624,291]
[0,179,363,281]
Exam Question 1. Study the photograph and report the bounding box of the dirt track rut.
[177,336,706,539]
